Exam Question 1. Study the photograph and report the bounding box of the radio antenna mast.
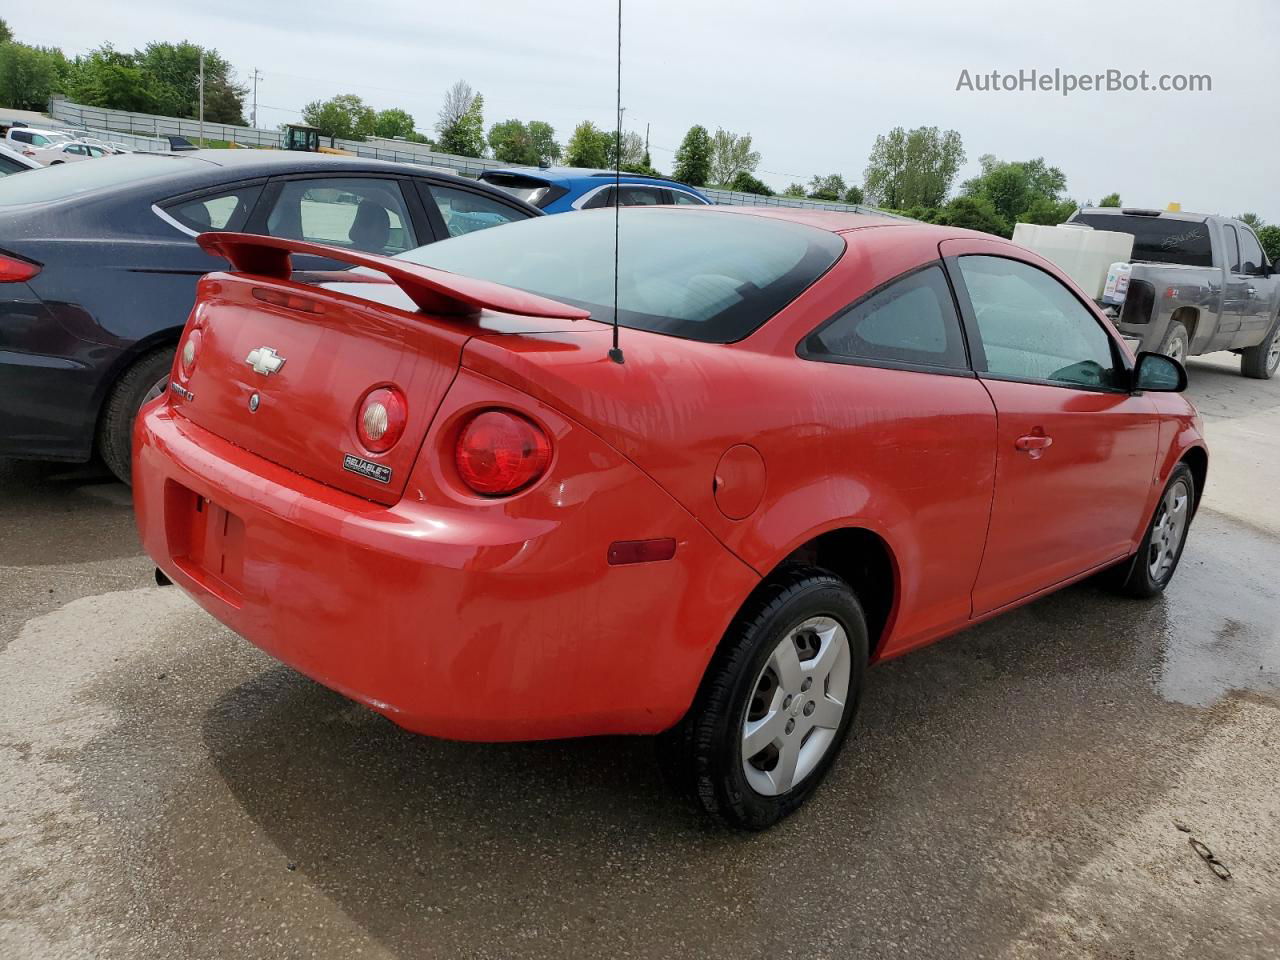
[608,0,625,364]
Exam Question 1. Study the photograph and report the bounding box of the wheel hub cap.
[1148,477,1190,582]
[741,615,852,797]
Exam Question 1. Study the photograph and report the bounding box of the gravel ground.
[1,353,1277,960]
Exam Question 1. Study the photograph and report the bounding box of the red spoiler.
[197,231,591,320]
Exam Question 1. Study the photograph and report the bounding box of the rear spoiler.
[197,231,590,320]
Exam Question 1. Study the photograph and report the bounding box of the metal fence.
[47,98,906,218]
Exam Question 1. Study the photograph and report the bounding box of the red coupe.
[134,207,1206,829]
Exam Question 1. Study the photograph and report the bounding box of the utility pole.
[644,121,650,164]
[250,68,262,129]
[198,50,205,147]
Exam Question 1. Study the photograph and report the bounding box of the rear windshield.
[1071,212,1213,268]
[396,207,844,342]
[0,154,204,206]
[479,173,552,207]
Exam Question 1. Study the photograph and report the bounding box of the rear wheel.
[1160,321,1190,365]
[1240,319,1280,380]
[659,569,867,830]
[1106,463,1196,598]
[97,347,173,485]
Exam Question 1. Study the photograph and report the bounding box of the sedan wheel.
[1147,477,1191,584]
[660,569,868,830]
[741,616,851,796]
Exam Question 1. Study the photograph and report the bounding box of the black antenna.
[608,0,625,364]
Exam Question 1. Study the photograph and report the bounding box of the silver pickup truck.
[1068,208,1280,379]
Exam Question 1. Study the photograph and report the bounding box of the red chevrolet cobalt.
[134,207,1205,829]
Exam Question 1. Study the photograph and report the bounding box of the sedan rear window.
[397,208,844,343]
[0,154,205,206]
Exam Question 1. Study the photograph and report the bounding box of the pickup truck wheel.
[1160,322,1190,365]
[658,568,867,830]
[97,347,174,485]
[1240,320,1280,380]
[1106,463,1196,598]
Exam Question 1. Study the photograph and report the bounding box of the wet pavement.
[2,353,1278,959]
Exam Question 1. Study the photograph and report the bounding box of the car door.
[1233,226,1279,346]
[941,240,1160,614]
[1219,223,1251,347]
[249,175,431,271]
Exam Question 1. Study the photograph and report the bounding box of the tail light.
[357,386,407,453]
[455,410,551,496]
[179,328,201,376]
[0,254,39,283]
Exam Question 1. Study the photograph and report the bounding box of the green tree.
[527,121,560,164]
[1099,192,1121,207]
[488,119,536,164]
[783,183,807,198]
[65,46,157,113]
[960,155,1069,230]
[729,170,773,196]
[135,42,245,124]
[937,195,1009,237]
[843,185,865,205]
[864,126,965,209]
[434,80,485,157]
[1238,212,1264,230]
[1256,225,1280,262]
[0,42,69,111]
[808,174,847,200]
[672,125,711,186]
[301,93,377,142]
[0,19,12,45]
[708,128,760,186]
[564,121,611,168]
[373,108,417,140]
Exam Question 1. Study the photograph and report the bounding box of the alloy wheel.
[741,615,852,796]
[141,376,168,406]
[1147,477,1191,583]
[1267,326,1280,375]
[1165,335,1187,364]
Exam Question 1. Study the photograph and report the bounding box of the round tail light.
[455,410,551,496]
[357,386,407,453]
[179,328,201,376]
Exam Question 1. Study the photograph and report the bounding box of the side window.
[0,154,27,176]
[426,184,525,238]
[671,190,706,205]
[163,185,264,234]
[803,264,969,370]
[958,255,1120,389]
[31,134,50,147]
[9,131,31,144]
[266,178,416,254]
[1225,225,1241,273]
[616,185,662,206]
[580,186,614,210]
[1239,228,1267,276]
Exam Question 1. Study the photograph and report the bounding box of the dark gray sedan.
[0,150,541,481]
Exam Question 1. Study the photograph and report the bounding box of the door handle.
[1015,433,1053,459]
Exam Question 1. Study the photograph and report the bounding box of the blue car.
[478,167,711,213]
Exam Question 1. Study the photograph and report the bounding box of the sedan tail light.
[0,254,40,283]
[357,386,408,453]
[455,410,552,496]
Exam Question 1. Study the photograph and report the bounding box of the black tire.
[1240,318,1280,380]
[1159,321,1190,365]
[1105,463,1196,598]
[97,347,174,485]
[659,568,868,830]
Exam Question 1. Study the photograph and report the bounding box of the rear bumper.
[134,398,757,741]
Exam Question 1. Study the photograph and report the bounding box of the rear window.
[396,207,844,343]
[1071,212,1213,268]
[0,154,204,206]
[479,173,553,207]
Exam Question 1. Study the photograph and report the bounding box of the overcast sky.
[8,0,1279,220]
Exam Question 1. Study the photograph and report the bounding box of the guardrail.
[47,98,907,218]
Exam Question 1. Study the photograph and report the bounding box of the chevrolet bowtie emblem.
[245,346,286,376]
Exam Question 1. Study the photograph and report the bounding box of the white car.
[0,142,42,177]
[30,141,113,166]
[4,126,75,154]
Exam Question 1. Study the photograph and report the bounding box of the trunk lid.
[175,274,468,505]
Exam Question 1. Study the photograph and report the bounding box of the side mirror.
[1134,351,1187,392]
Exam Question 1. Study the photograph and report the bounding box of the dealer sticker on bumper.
[343,454,392,484]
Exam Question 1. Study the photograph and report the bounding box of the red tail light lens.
[357,386,407,453]
[0,254,39,283]
[455,410,552,496]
